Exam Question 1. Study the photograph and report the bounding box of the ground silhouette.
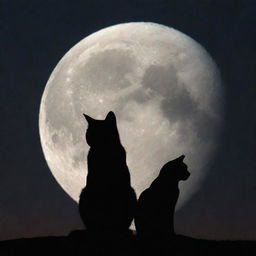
[3,234,256,256]
[79,111,137,234]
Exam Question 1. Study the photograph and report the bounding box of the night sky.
[1,0,256,240]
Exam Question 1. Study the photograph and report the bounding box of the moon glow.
[39,22,222,210]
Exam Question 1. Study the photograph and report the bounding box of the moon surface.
[39,22,222,210]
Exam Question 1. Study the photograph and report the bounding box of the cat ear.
[83,114,94,124]
[105,111,116,124]
[177,155,185,161]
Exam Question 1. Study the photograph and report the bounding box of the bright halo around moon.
[39,22,223,209]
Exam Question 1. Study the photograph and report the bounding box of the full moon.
[39,22,222,210]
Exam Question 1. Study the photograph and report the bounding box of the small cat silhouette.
[79,111,137,233]
[135,155,190,239]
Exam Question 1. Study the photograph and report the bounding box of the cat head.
[83,111,119,147]
[159,155,190,181]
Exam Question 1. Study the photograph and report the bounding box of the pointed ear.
[83,114,94,124]
[178,155,185,161]
[105,111,116,124]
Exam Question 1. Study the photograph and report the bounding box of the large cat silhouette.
[135,155,190,239]
[79,111,137,233]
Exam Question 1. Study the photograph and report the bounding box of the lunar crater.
[52,133,59,144]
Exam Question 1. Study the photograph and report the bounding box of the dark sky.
[1,0,256,240]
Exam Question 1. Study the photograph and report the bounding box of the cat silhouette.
[79,111,137,234]
[135,155,190,240]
